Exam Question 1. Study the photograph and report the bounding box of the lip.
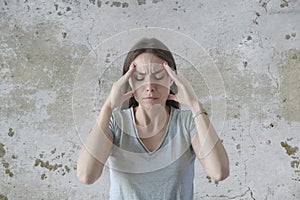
[143,97,158,100]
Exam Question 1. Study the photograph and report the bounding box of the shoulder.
[170,107,195,136]
[110,108,134,133]
[111,107,132,120]
[171,107,193,121]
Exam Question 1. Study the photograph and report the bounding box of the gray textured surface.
[0,0,299,199]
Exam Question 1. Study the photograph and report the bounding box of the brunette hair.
[121,38,179,109]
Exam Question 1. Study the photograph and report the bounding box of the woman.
[77,38,229,200]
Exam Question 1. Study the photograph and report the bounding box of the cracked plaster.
[1,0,299,199]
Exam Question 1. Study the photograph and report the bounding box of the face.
[129,53,172,109]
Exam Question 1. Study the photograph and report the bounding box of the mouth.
[143,97,158,100]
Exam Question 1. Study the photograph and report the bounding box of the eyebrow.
[134,69,164,75]
[152,69,164,74]
[134,70,146,75]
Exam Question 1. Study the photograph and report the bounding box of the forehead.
[134,53,164,71]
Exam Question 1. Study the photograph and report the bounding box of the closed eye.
[133,69,165,81]
[134,75,145,81]
[153,70,165,80]
[154,75,164,80]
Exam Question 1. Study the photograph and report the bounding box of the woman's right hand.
[106,63,135,110]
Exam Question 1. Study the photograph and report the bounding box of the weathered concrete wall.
[0,0,299,199]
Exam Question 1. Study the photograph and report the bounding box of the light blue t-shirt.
[107,106,197,200]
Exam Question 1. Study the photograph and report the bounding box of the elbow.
[76,157,104,185]
[77,172,96,185]
[211,167,229,182]
[77,169,99,185]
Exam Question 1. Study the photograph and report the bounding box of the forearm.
[77,102,113,184]
[191,101,229,181]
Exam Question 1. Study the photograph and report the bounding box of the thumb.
[167,94,178,101]
[123,91,134,101]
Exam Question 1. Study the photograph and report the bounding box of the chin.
[141,102,167,109]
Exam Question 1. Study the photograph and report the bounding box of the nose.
[144,76,155,92]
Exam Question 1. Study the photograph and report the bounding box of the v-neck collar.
[130,106,173,154]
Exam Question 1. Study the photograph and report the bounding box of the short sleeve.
[108,113,116,141]
[183,110,197,140]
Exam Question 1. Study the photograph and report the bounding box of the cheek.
[131,81,143,91]
[133,87,143,98]
[157,80,171,95]
[158,77,171,89]
[130,77,143,89]
[159,86,170,96]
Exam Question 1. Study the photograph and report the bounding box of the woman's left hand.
[163,62,199,109]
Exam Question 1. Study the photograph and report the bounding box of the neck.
[134,104,170,127]
[134,105,170,139]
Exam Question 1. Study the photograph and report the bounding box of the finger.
[124,62,136,79]
[167,94,178,102]
[163,62,179,83]
[119,63,136,84]
[163,62,191,90]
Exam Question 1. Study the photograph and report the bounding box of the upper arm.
[77,113,115,184]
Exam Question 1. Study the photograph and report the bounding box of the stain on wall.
[281,139,300,182]
[281,141,299,156]
[214,52,278,120]
[137,0,146,5]
[86,0,164,8]
[2,162,14,177]
[0,20,89,132]
[280,0,289,8]
[0,194,8,200]
[0,144,5,158]
[0,143,15,179]
[277,49,300,122]
[7,128,14,137]
[0,0,299,199]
